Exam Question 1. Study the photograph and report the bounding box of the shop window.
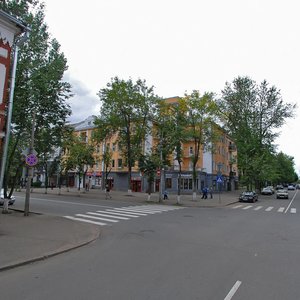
[165,178,172,189]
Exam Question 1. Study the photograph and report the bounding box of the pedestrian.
[209,186,213,199]
[204,187,208,199]
[105,184,112,199]
[201,187,207,199]
[163,190,168,200]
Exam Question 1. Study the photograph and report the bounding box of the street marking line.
[112,208,154,215]
[232,205,243,209]
[254,206,263,210]
[278,207,285,213]
[75,214,119,223]
[108,209,148,216]
[291,208,296,214]
[265,206,274,212]
[242,206,252,210]
[224,280,242,300]
[285,190,298,213]
[64,216,107,226]
[103,210,140,217]
[87,212,129,220]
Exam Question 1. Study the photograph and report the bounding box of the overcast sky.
[44,0,300,174]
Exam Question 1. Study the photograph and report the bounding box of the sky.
[44,0,300,174]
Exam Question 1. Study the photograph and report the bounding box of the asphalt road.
[1,189,299,300]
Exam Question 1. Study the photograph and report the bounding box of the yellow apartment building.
[69,99,238,193]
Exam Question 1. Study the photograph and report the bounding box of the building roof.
[71,115,97,131]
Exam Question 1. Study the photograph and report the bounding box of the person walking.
[105,184,112,199]
[163,190,168,200]
[209,186,213,199]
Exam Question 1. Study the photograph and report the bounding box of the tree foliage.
[97,77,157,192]
[219,76,296,189]
[0,0,72,191]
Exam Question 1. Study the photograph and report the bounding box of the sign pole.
[24,111,36,216]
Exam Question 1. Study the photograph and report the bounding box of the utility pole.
[24,111,36,216]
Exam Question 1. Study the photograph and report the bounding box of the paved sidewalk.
[0,187,240,271]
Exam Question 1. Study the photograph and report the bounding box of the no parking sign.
[25,153,38,167]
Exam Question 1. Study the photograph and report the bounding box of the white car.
[0,189,16,206]
[276,189,289,199]
[287,185,295,190]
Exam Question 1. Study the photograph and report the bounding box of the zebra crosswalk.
[64,205,183,226]
[231,204,297,214]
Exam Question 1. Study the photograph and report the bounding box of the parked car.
[0,189,16,206]
[276,185,284,190]
[276,189,289,199]
[261,187,273,195]
[266,186,275,194]
[239,191,258,203]
[287,185,295,190]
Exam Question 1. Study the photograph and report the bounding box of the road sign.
[216,175,223,183]
[25,153,38,167]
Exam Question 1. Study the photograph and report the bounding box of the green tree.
[274,152,297,184]
[184,91,218,200]
[97,77,157,194]
[0,1,72,194]
[64,137,95,191]
[138,152,160,201]
[219,76,295,189]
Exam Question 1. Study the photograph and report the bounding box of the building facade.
[0,10,28,152]
[69,105,238,193]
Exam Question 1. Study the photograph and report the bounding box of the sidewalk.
[0,187,240,271]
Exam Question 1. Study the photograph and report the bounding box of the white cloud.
[45,0,300,174]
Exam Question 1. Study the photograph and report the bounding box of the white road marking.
[285,190,298,213]
[224,280,242,300]
[87,212,129,220]
[64,216,107,226]
[112,208,156,214]
[291,208,296,214]
[265,206,273,212]
[108,209,148,216]
[254,206,263,210]
[76,214,119,223]
[232,205,243,209]
[278,207,285,213]
[242,205,252,210]
[103,209,141,217]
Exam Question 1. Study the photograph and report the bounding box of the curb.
[0,228,100,272]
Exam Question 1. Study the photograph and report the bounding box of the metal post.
[24,111,35,216]
[0,45,19,213]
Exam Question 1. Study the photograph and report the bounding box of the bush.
[32,181,42,188]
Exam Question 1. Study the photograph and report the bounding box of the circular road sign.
[25,153,38,167]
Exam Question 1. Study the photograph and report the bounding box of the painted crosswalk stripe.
[103,209,141,217]
[112,208,156,214]
[76,214,119,223]
[120,207,162,213]
[64,216,107,226]
[242,206,252,210]
[265,207,273,212]
[254,206,263,210]
[109,209,148,216]
[291,208,296,213]
[278,207,285,213]
[87,212,129,220]
[232,205,243,209]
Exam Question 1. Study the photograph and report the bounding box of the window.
[118,159,122,168]
[112,160,115,168]
[189,146,193,155]
[112,143,116,151]
[165,178,172,189]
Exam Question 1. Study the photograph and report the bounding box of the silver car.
[276,189,289,199]
[0,189,16,206]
